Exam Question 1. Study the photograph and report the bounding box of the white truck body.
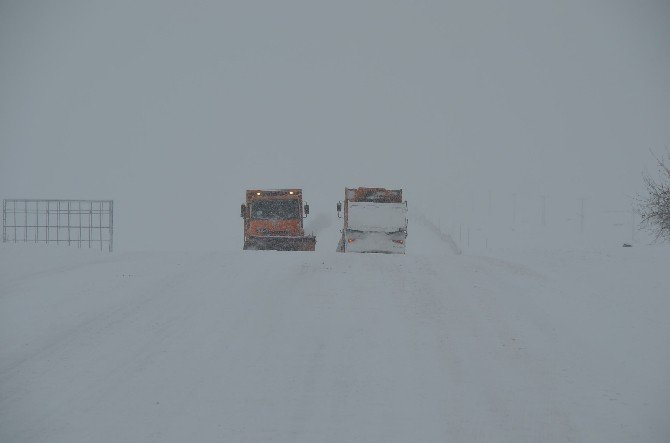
[344,202,407,253]
[347,202,408,232]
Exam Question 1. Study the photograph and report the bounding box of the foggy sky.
[2,0,669,250]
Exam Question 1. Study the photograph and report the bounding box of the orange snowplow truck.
[241,189,316,251]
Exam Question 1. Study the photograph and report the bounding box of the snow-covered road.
[1,226,669,442]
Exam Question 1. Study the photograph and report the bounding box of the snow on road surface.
[1,223,669,442]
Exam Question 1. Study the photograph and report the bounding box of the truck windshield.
[251,199,300,220]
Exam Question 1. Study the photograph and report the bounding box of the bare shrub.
[638,150,670,241]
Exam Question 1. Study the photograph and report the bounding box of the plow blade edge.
[244,236,316,251]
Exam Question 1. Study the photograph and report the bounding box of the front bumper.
[343,230,406,254]
[244,235,316,251]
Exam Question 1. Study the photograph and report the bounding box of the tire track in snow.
[410,254,579,441]
[2,245,584,442]
[0,252,226,442]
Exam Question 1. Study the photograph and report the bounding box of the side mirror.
[304,204,309,215]
[240,204,246,218]
[336,201,342,218]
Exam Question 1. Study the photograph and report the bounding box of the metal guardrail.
[2,199,113,252]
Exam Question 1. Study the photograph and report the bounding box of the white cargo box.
[347,202,407,232]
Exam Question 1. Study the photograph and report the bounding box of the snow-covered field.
[1,222,669,442]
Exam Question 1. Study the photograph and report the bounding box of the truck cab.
[241,189,316,251]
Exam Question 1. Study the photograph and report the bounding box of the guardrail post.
[2,199,6,243]
[57,201,60,244]
[89,201,92,249]
[13,200,16,243]
[99,201,103,250]
[78,201,82,248]
[109,200,114,252]
[67,201,71,246]
[46,201,49,245]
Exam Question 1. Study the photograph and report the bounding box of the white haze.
[1,0,669,251]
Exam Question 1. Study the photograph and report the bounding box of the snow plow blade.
[244,236,316,251]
